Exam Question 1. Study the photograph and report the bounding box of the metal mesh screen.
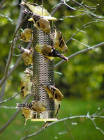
[32,27,56,120]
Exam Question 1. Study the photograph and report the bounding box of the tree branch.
[51,0,76,16]
[0,106,17,109]
[72,0,104,19]
[5,42,32,82]
[54,42,104,68]
[0,81,6,103]
[0,93,32,133]
[0,0,6,8]
[0,14,13,24]
[66,19,104,44]
[20,128,44,140]
[51,2,63,16]
[0,41,31,87]
[20,110,104,140]
[0,91,21,104]
[0,11,28,87]
[63,121,74,140]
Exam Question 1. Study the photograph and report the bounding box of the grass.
[0,98,104,140]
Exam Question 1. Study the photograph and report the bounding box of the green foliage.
[53,0,104,100]
[0,98,104,140]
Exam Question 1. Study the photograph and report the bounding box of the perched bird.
[53,28,68,53]
[14,28,33,42]
[18,45,33,65]
[17,101,47,113]
[42,85,64,101]
[22,9,51,34]
[21,107,33,125]
[43,99,60,129]
[20,0,56,20]
[35,44,68,61]
[21,73,32,99]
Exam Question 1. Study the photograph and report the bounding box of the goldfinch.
[22,9,51,34]
[20,0,56,20]
[42,85,64,101]
[21,73,32,99]
[14,28,33,42]
[18,45,33,65]
[21,107,33,125]
[20,0,50,16]
[17,101,47,113]
[53,28,68,53]
[43,99,60,128]
[35,44,68,61]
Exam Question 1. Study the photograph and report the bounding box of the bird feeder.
[17,1,61,124]
[31,24,57,121]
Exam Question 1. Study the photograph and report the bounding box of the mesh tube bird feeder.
[31,26,57,121]
[16,1,65,124]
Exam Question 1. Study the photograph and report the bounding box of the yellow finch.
[22,9,51,34]
[17,101,47,113]
[21,73,32,99]
[14,28,33,42]
[42,85,64,101]
[53,28,68,53]
[35,44,68,61]
[21,107,33,125]
[18,45,33,65]
[43,99,60,129]
[20,0,56,20]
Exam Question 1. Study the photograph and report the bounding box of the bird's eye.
[22,114,25,117]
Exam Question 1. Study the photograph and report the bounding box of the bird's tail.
[22,8,41,21]
[16,103,26,108]
[22,8,34,18]
[19,0,26,6]
[52,49,68,61]
[13,36,21,42]
[58,54,68,61]
[18,45,25,53]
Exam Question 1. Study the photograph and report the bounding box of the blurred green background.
[0,0,104,139]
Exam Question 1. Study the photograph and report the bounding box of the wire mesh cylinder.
[32,27,56,121]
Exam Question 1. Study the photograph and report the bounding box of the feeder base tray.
[31,118,58,121]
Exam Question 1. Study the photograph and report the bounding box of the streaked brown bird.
[17,101,47,113]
